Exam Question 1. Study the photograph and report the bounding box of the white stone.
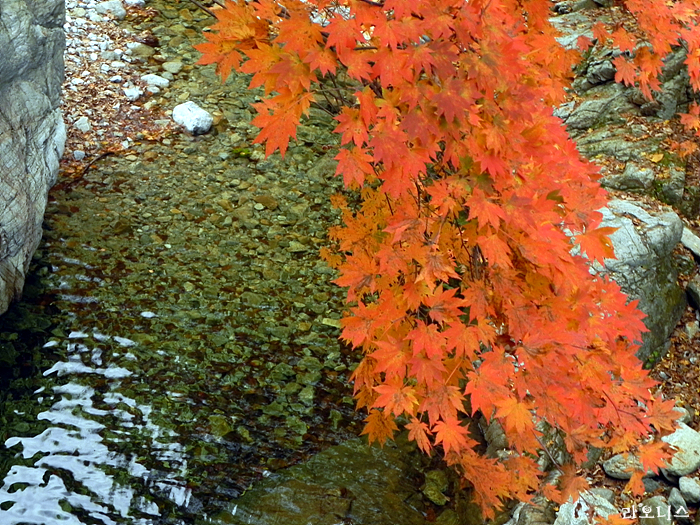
[141,73,169,87]
[74,116,92,132]
[172,101,214,135]
[123,87,142,101]
[73,150,86,161]
[95,0,127,20]
[125,0,145,5]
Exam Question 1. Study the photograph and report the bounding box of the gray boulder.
[679,476,700,504]
[598,199,685,362]
[639,496,672,525]
[564,83,636,130]
[662,423,700,477]
[668,488,691,524]
[602,453,653,480]
[600,162,654,191]
[0,0,65,314]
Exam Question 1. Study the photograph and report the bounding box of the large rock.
[598,199,685,362]
[662,423,700,477]
[554,491,619,525]
[0,0,65,314]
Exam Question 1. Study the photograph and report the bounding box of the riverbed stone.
[211,438,425,525]
[602,453,652,480]
[141,73,170,88]
[668,488,691,524]
[162,60,184,74]
[172,101,213,135]
[95,0,126,20]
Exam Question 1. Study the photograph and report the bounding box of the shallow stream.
[0,2,374,522]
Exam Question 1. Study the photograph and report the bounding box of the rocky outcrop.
[0,0,65,314]
[598,200,686,362]
[548,4,697,364]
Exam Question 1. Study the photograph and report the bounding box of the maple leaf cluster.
[195,0,698,516]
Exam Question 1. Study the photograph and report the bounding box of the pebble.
[123,87,142,101]
[127,42,156,58]
[162,61,184,74]
[171,101,213,135]
[95,0,127,20]
[73,150,86,161]
[74,116,92,132]
[141,73,170,87]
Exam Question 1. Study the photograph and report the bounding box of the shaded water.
[0,139,363,524]
[0,23,365,523]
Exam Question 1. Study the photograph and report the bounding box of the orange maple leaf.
[575,226,617,265]
[407,417,433,453]
[374,379,419,417]
[613,56,638,88]
[361,409,399,446]
[432,416,474,455]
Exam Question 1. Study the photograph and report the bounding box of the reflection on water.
[0,331,191,524]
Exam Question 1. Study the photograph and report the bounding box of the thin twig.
[188,0,215,17]
[310,101,336,117]
[81,151,116,177]
[534,432,564,472]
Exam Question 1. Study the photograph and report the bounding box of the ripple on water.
[0,334,191,525]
